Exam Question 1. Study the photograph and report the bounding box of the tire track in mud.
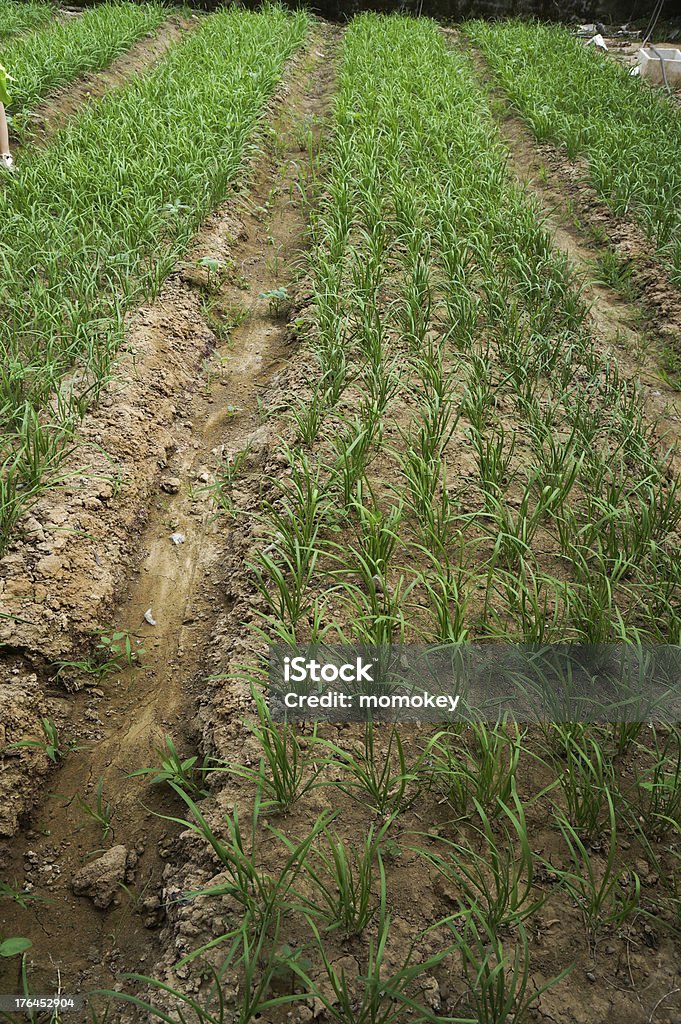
[0,27,338,1016]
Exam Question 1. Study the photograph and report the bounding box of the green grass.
[5,13,681,1022]
[465,19,681,286]
[1,2,167,118]
[278,13,681,646]
[0,4,308,553]
[0,0,53,40]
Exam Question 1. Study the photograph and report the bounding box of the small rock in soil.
[161,477,181,494]
[140,894,165,929]
[71,845,128,909]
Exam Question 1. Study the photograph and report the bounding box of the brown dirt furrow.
[0,26,337,1017]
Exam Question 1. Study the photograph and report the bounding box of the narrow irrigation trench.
[0,28,337,1014]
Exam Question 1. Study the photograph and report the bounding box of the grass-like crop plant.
[448,912,571,1024]
[551,792,641,937]
[66,9,679,1024]
[0,4,308,551]
[297,13,680,647]
[418,786,543,931]
[223,689,324,811]
[300,819,389,935]
[1,2,167,118]
[427,723,522,817]
[466,19,681,284]
[0,0,53,39]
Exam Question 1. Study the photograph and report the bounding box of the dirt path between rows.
[10,13,196,153]
[0,26,336,1017]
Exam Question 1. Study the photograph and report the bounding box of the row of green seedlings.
[195,363,680,645]
[465,19,681,286]
[0,0,53,40]
[230,12,679,647]
[156,700,681,934]
[449,311,680,642]
[1,2,167,129]
[256,701,681,882]
[203,0,681,902]
[157,12,681,1022]
[0,4,309,556]
[64,708,681,1023]
[379,24,681,643]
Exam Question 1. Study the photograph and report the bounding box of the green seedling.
[0,936,32,959]
[418,784,543,931]
[196,256,229,292]
[129,735,210,798]
[259,286,289,318]
[222,689,324,811]
[447,910,572,1024]
[6,717,71,763]
[211,444,251,513]
[300,819,392,936]
[76,774,115,841]
[320,724,423,818]
[0,881,44,909]
[54,629,144,680]
[550,790,640,937]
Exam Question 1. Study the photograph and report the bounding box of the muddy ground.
[1,18,681,1024]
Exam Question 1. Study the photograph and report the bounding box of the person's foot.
[0,153,14,171]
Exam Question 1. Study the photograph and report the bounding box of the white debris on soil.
[587,33,608,51]
[144,608,158,626]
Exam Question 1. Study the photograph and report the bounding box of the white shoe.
[0,153,14,171]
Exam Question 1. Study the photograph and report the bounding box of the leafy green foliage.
[0,5,308,552]
[0,1,53,41]
[1,2,166,117]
